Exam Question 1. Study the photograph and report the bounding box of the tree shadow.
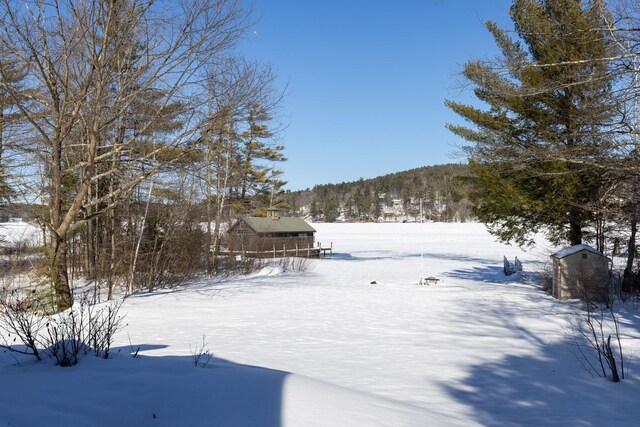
[331,251,495,264]
[444,265,513,283]
[0,345,288,427]
[126,269,317,300]
[422,252,497,265]
[439,296,640,427]
[442,340,638,426]
[330,250,417,262]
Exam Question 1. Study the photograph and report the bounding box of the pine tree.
[0,53,25,205]
[446,0,618,246]
[234,102,286,214]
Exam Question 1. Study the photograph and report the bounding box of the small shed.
[227,208,316,256]
[550,244,610,301]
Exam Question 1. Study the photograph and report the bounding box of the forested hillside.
[282,164,471,222]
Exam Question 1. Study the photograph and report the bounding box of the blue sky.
[240,0,514,191]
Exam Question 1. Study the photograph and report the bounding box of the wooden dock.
[220,242,333,259]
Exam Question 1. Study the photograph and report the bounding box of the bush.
[566,300,625,382]
[190,335,213,368]
[214,255,266,276]
[0,288,46,361]
[0,290,125,366]
[278,257,312,272]
[537,261,553,293]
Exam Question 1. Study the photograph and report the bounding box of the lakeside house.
[227,207,316,257]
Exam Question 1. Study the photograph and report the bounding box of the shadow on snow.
[442,296,640,427]
[126,270,318,300]
[331,251,495,265]
[0,345,288,427]
[443,340,638,427]
[443,265,514,283]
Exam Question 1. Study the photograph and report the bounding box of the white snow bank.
[0,352,438,426]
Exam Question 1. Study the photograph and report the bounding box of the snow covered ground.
[1,222,639,426]
[0,221,42,248]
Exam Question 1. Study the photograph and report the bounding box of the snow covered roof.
[551,244,605,259]
[232,217,316,234]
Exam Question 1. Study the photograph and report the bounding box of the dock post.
[330,242,333,257]
[273,245,276,258]
[296,244,299,257]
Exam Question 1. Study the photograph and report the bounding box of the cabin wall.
[228,223,314,255]
[248,235,315,253]
[228,222,255,252]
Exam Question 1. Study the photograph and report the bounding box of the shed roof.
[234,217,316,234]
[551,244,605,260]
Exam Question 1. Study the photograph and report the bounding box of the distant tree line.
[282,164,472,223]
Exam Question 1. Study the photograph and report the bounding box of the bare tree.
[0,0,250,310]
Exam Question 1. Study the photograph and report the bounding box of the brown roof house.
[550,244,611,301]
[227,207,316,257]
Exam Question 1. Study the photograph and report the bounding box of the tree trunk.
[605,336,621,383]
[107,203,116,301]
[622,217,637,293]
[49,134,73,311]
[0,108,4,161]
[50,235,73,311]
[86,213,96,281]
[206,146,213,276]
[129,179,154,294]
[48,131,94,311]
[568,217,583,246]
[211,137,232,273]
[596,216,605,253]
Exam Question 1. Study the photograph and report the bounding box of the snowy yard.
[1,222,639,426]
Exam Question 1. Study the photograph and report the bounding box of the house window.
[582,253,588,259]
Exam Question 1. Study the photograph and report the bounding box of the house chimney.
[267,207,280,220]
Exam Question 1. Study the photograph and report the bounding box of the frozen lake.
[1,222,638,426]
